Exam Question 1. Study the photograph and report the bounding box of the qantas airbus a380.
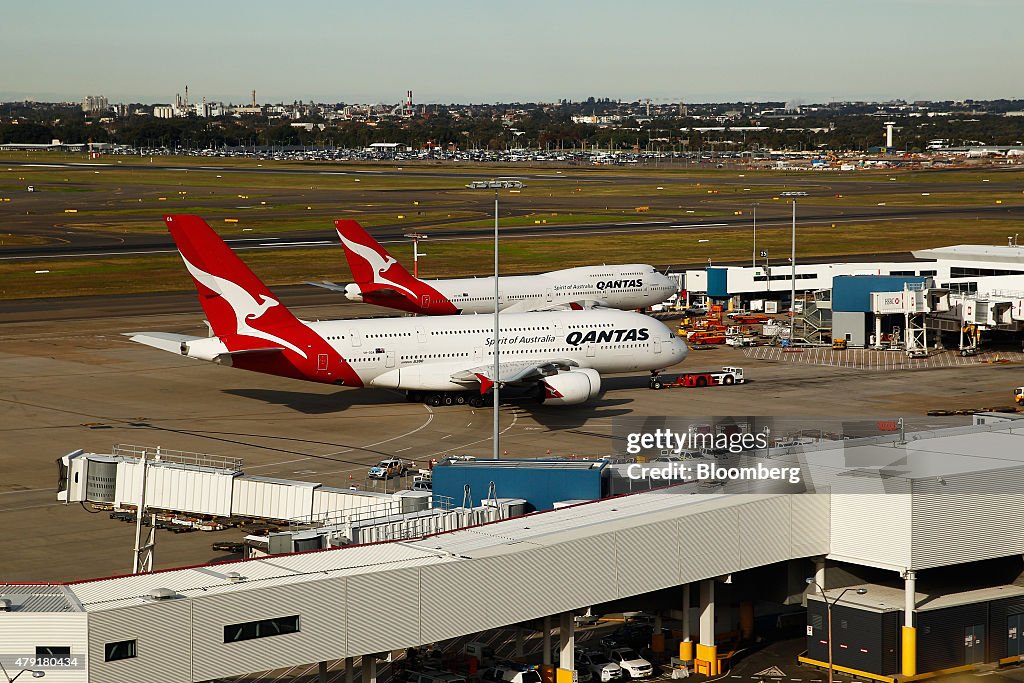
[310,219,679,315]
[128,215,688,407]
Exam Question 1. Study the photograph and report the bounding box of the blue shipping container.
[431,460,606,512]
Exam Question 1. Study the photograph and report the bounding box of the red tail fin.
[333,219,458,314]
[166,214,302,339]
[334,220,420,290]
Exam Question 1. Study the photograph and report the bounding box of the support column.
[543,616,552,666]
[652,613,665,654]
[558,611,576,683]
[814,557,826,595]
[874,315,883,349]
[740,601,754,641]
[680,584,693,662]
[696,579,719,676]
[902,571,917,677]
[362,655,377,683]
[345,657,354,683]
[320,661,329,683]
[516,629,526,658]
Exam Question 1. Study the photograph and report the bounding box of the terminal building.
[680,243,1024,349]
[5,417,1024,683]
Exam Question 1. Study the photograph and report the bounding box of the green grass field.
[2,217,1019,300]
[2,152,1023,299]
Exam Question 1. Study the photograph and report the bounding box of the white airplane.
[128,215,688,407]
[310,220,679,315]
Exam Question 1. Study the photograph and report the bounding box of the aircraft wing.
[451,359,579,393]
[501,300,605,313]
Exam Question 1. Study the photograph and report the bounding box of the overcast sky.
[2,0,1019,104]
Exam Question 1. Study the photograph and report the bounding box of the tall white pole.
[752,203,757,269]
[791,198,797,322]
[494,190,500,460]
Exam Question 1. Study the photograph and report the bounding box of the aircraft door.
[420,294,430,311]
[586,344,596,358]
[350,329,361,347]
[653,340,663,354]
[386,351,395,368]
[546,289,553,303]
[317,353,329,371]
[474,347,482,361]
[416,328,427,343]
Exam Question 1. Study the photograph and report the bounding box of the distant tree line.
[1,103,1022,152]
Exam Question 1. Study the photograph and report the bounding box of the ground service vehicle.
[832,338,847,350]
[649,367,744,389]
[1015,387,1024,405]
[605,649,653,679]
[368,459,409,479]
[685,330,726,344]
[728,313,770,324]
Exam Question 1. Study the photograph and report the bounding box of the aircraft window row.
[365,332,411,338]
[566,323,613,329]
[325,335,347,340]
[403,353,468,360]
[432,327,551,335]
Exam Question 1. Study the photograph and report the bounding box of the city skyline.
[1,0,1021,104]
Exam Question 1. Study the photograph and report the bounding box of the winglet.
[474,372,494,395]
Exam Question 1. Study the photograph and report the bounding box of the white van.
[480,665,543,683]
[406,670,467,683]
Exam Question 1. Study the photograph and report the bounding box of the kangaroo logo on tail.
[181,255,308,359]
[336,227,419,299]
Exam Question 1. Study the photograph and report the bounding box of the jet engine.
[538,368,602,406]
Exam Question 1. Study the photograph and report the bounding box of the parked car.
[406,671,466,683]
[368,458,409,479]
[480,665,543,683]
[575,651,623,682]
[605,649,653,679]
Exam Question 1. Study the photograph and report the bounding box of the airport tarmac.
[1,296,1021,582]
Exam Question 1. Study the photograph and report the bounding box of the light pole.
[404,233,428,278]
[752,203,759,269]
[806,578,867,683]
[780,191,808,325]
[466,179,525,460]
[0,660,45,682]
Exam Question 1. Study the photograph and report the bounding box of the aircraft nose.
[674,336,689,363]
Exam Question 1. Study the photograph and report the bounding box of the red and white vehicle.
[311,219,678,315]
[649,366,745,389]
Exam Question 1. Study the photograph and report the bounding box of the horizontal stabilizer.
[304,280,349,293]
[125,332,201,354]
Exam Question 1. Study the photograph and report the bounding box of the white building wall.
[0,613,88,683]
[190,578,347,681]
[829,493,912,571]
[911,466,1024,570]
[88,601,192,683]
